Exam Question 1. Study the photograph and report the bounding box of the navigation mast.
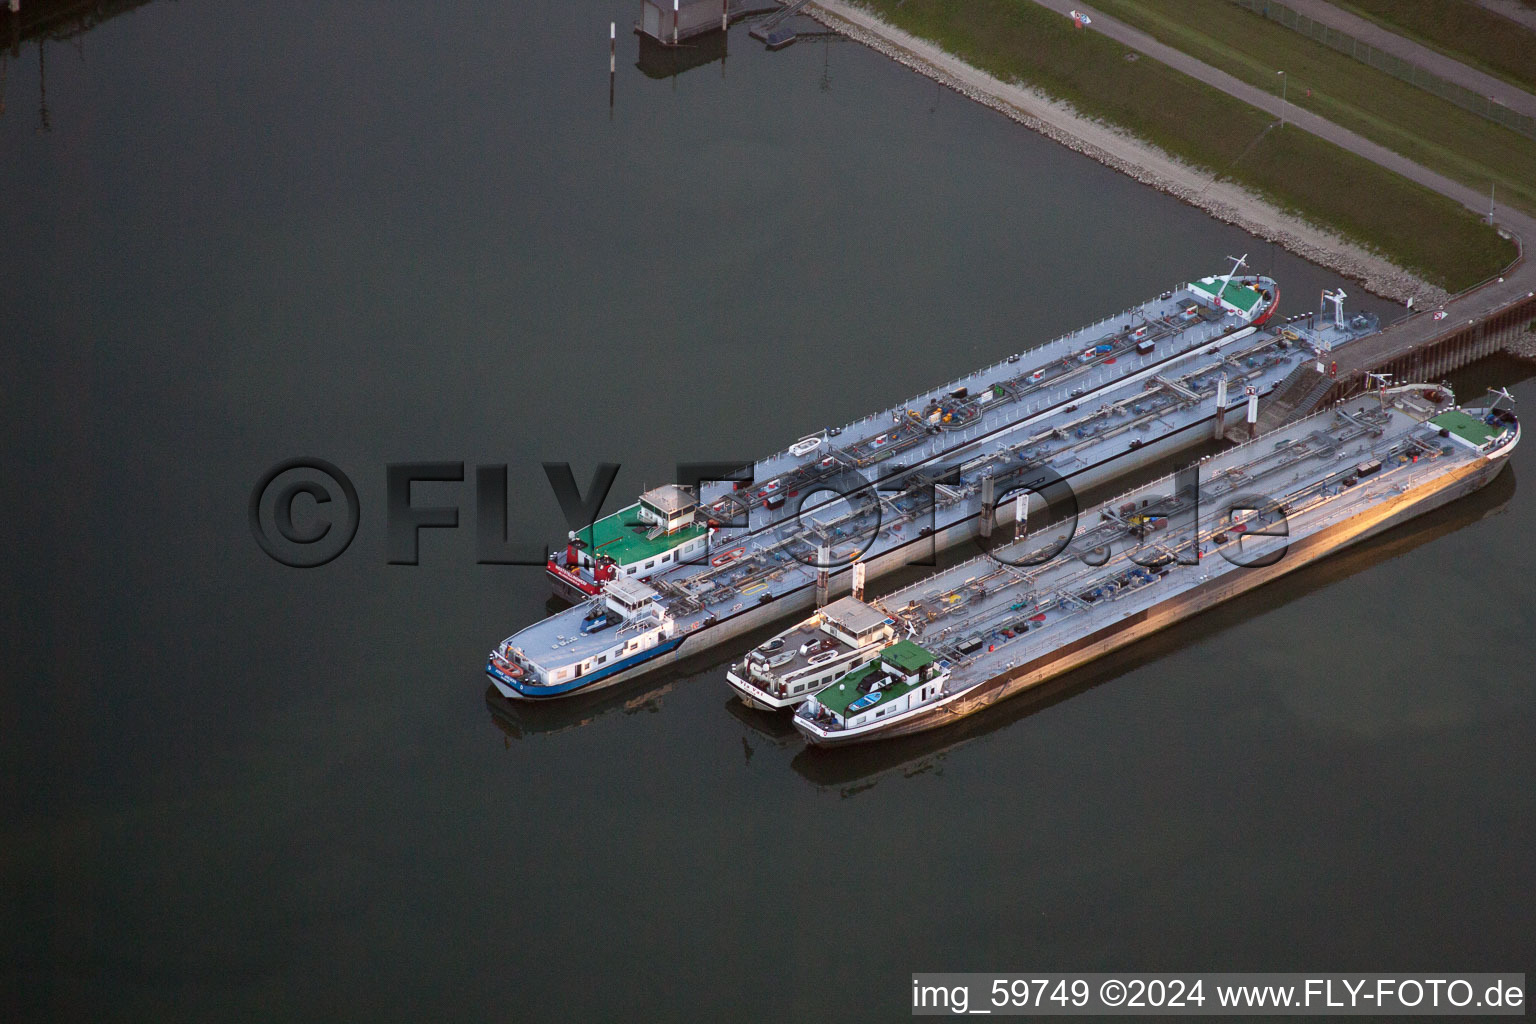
[1215,253,1248,302]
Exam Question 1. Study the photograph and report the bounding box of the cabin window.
[626,566,637,575]
[661,553,670,563]
[597,655,607,665]
[645,559,655,569]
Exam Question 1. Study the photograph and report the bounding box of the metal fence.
[1231,0,1536,140]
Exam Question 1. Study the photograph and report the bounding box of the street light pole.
[1276,70,1287,128]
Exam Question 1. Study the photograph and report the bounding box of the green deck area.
[1192,277,1262,313]
[816,663,880,717]
[881,639,937,675]
[580,504,707,567]
[814,640,936,717]
[1431,409,1502,447]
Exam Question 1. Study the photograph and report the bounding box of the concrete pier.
[1331,283,1536,389]
[1246,274,1536,428]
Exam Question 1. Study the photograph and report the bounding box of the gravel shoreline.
[804,1,1451,307]
[1504,330,1536,360]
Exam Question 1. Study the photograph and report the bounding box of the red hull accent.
[1251,285,1281,327]
[547,561,601,595]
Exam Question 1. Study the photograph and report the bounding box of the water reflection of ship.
[635,30,729,80]
[484,679,678,742]
[725,693,799,741]
[787,465,1516,795]
[10,0,154,46]
[4,0,156,124]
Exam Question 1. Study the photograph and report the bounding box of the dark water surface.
[3,2,1533,1020]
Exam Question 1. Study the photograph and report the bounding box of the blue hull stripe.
[486,635,687,697]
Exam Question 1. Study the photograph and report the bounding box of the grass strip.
[854,0,1516,291]
[1093,0,1536,218]
[1330,0,1536,95]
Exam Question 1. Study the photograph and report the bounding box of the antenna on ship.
[1365,371,1392,410]
[1322,288,1348,328]
[1216,253,1248,301]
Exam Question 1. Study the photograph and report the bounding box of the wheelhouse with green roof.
[1189,275,1263,318]
[1431,408,1518,453]
[1180,256,1279,327]
[801,639,950,732]
[548,483,711,600]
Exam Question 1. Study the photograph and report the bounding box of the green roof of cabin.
[812,640,937,718]
[1431,409,1503,447]
[815,662,880,716]
[1191,276,1262,313]
[881,639,936,674]
[578,503,707,567]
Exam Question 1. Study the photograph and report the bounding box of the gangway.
[1151,374,1201,403]
[750,0,811,34]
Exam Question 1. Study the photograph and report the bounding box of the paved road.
[1279,0,1536,119]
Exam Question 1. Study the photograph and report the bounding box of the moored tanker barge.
[793,388,1518,745]
[545,264,1281,603]
[488,269,1336,701]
